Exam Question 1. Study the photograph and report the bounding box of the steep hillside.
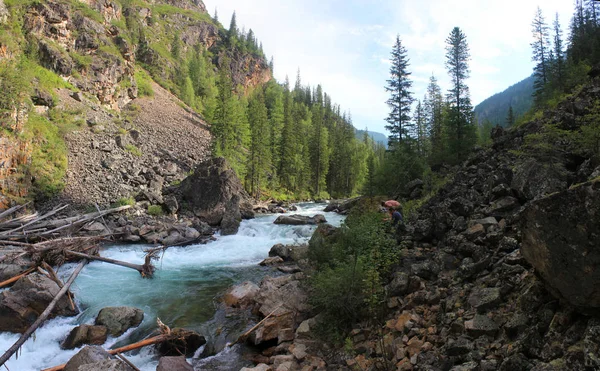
[474,75,534,127]
[0,0,270,208]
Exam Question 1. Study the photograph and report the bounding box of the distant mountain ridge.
[475,75,535,127]
[355,129,388,147]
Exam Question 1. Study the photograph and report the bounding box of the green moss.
[147,204,164,216]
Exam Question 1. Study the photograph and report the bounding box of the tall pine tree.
[531,7,551,103]
[445,27,475,162]
[384,35,414,146]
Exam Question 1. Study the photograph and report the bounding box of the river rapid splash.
[0,203,345,371]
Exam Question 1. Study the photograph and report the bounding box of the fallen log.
[42,262,75,311]
[0,205,69,236]
[0,260,87,367]
[0,267,35,288]
[41,334,175,371]
[66,250,154,278]
[0,202,31,222]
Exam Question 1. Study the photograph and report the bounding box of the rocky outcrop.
[521,180,600,311]
[176,157,254,229]
[95,306,143,337]
[0,273,78,333]
[23,0,136,110]
[273,214,326,225]
[223,281,259,309]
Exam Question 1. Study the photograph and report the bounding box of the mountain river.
[0,203,345,371]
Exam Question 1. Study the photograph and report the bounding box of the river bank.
[0,203,344,370]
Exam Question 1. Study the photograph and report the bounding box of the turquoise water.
[0,203,344,371]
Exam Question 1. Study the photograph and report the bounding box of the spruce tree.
[414,99,428,156]
[425,75,445,163]
[551,13,565,90]
[228,12,238,47]
[531,7,551,103]
[384,35,414,146]
[506,105,515,127]
[445,27,475,162]
[247,90,271,199]
[310,85,329,197]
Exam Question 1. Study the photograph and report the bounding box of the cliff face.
[0,0,271,209]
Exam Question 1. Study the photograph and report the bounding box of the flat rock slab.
[157,356,194,371]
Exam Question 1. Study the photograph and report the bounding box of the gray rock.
[95,306,144,337]
[0,273,78,333]
[77,359,130,371]
[157,356,193,371]
[450,362,479,371]
[61,325,108,349]
[220,195,242,235]
[163,195,179,215]
[64,346,116,371]
[177,158,254,225]
[468,287,501,313]
[511,158,567,201]
[269,244,291,261]
[464,314,499,338]
[521,180,600,310]
[386,271,410,296]
[273,214,327,225]
[446,337,473,356]
[223,281,259,308]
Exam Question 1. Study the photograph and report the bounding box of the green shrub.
[22,114,68,200]
[135,69,154,97]
[147,205,164,216]
[115,197,135,207]
[125,144,142,156]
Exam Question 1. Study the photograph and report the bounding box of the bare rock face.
[95,306,143,336]
[177,157,254,229]
[521,180,600,311]
[0,273,78,333]
[223,281,259,309]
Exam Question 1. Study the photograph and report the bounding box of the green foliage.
[22,114,68,200]
[134,69,154,97]
[70,52,93,70]
[125,144,142,156]
[309,207,399,340]
[147,205,164,216]
[71,1,104,23]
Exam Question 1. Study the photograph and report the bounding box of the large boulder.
[64,346,128,371]
[157,356,194,371]
[61,325,108,349]
[223,281,259,308]
[95,306,144,337]
[177,158,254,226]
[511,159,567,201]
[273,214,326,225]
[0,273,78,333]
[521,180,600,311]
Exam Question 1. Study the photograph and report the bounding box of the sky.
[203,0,574,135]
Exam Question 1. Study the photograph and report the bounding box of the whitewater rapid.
[0,203,345,371]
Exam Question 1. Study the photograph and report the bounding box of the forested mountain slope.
[474,75,534,127]
[0,0,372,209]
